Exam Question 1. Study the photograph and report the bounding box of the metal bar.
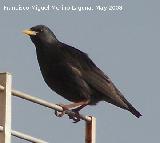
[85,117,96,143]
[0,73,12,143]
[11,130,48,143]
[0,125,47,143]
[0,126,47,143]
[0,73,96,143]
[0,85,4,90]
[0,84,92,122]
[0,126,4,132]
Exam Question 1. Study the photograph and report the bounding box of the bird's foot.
[54,104,82,123]
[55,104,69,117]
[68,108,81,123]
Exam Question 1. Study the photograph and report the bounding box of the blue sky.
[0,0,159,142]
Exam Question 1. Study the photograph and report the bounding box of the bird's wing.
[63,62,92,99]
[83,68,129,108]
[60,43,127,107]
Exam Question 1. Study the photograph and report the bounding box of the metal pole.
[0,84,92,122]
[11,130,48,143]
[0,73,12,143]
[0,72,96,143]
[0,126,4,132]
[85,116,96,143]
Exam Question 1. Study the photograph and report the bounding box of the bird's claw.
[54,104,69,117]
[55,110,65,117]
[54,104,81,123]
[68,109,81,123]
[68,114,80,123]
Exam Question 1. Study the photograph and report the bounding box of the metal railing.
[0,126,47,143]
[0,72,96,143]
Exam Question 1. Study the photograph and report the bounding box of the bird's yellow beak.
[23,29,38,36]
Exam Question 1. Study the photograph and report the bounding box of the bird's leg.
[55,101,88,117]
[68,104,88,123]
[55,102,86,117]
[72,103,88,112]
[55,104,70,117]
[55,100,89,123]
[68,100,89,123]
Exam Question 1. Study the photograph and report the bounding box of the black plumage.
[23,25,142,118]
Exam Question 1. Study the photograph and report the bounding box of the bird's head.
[23,25,57,46]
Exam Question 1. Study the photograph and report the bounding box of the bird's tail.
[127,103,142,118]
[105,83,142,118]
[119,95,142,118]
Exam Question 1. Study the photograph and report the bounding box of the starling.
[23,25,142,120]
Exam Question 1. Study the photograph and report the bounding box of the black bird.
[23,25,142,120]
